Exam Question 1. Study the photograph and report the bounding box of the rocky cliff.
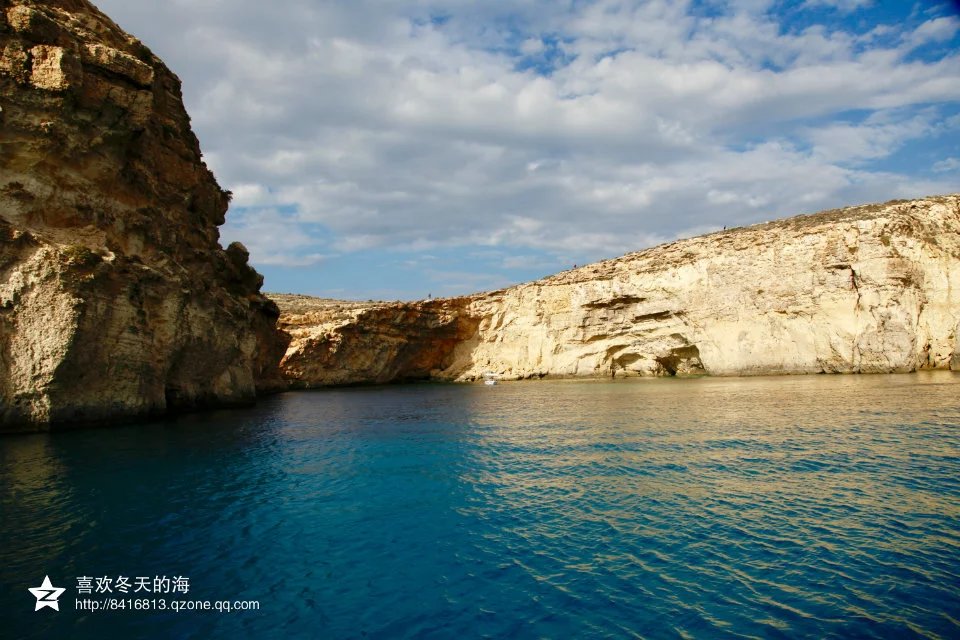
[1,0,288,432]
[276,195,960,385]
[276,295,478,386]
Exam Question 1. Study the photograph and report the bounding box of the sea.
[2,372,959,639]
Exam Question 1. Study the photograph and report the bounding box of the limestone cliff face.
[277,195,960,385]
[0,0,288,431]
[276,295,478,387]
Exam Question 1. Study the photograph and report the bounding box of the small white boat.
[482,372,498,386]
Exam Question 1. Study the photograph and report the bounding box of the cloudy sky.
[94,0,960,300]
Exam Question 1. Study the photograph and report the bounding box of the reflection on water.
[2,372,959,638]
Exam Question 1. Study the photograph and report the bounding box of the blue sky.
[94,0,960,301]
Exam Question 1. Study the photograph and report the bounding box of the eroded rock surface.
[276,195,960,385]
[275,295,478,387]
[1,0,288,431]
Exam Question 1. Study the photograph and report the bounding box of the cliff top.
[270,194,960,315]
[529,194,960,288]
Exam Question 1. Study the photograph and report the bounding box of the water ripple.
[1,373,960,638]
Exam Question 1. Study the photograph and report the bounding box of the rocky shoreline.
[2,1,958,433]
[275,195,960,387]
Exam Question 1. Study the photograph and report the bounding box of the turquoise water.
[2,373,960,639]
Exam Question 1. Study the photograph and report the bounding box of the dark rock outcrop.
[275,295,478,386]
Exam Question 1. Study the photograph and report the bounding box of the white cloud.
[904,16,960,49]
[519,38,546,55]
[220,207,327,267]
[805,112,935,164]
[933,157,960,172]
[92,0,960,292]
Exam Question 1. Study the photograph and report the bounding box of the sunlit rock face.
[277,195,960,385]
[0,0,288,431]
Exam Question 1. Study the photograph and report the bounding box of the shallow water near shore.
[2,372,960,639]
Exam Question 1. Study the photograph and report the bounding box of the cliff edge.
[276,195,960,385]
[0,0,288,432]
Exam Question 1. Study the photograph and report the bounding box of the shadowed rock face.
[0,0,288,432]
[275,195,960,385]
[275,296,479,387]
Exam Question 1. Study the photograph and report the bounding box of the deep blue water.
[2,373,960,639]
